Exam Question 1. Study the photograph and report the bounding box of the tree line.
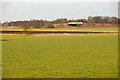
[2,16,119,28]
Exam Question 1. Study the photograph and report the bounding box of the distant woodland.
[1,16,120,28]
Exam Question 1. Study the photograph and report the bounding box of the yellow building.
[68,22,83,27]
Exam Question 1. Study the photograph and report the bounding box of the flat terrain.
[0,27,118,32]
[2,34,118,78]
[0,55,1,79]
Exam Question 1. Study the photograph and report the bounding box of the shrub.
[45,22,55,28]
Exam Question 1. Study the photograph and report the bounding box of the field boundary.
[1,31,118,34]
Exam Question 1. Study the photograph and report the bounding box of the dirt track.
[0,30,118,34]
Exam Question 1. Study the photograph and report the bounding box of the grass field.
[2,34,118,78]
[0,52,1,78]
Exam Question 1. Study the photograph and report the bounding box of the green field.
[2,34,118,78]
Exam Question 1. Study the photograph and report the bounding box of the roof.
[68,22,83,24]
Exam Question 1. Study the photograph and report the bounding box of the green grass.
[2,34,118,78]
[0,36,2,79]
[1,27,118,32]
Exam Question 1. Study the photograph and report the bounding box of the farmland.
[0,27,118,32]
[2,34,118,78]
[1,2,119,78]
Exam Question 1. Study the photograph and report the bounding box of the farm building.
[68,22,83,27]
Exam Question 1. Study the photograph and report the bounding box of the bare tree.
[22,22,32,35]
[88,16,95,27]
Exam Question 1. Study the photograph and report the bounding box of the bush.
[46,22,55,28]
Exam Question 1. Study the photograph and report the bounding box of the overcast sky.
[2,2,118,22]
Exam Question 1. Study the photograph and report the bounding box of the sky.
[2,2,118,22]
